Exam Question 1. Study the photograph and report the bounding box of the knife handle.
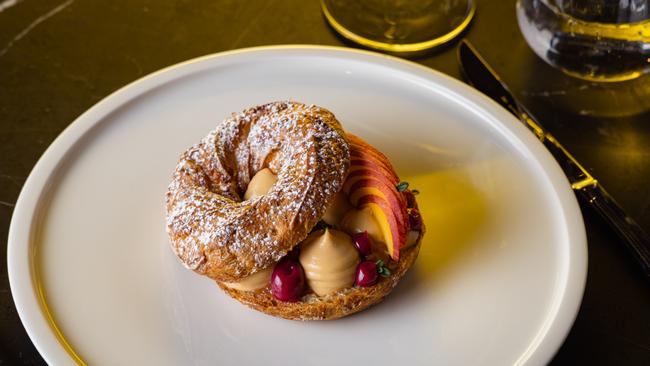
[577,184,650,279]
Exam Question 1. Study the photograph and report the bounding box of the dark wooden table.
[1,0,649,364]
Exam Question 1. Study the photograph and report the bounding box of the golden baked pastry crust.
[166,102,350,282]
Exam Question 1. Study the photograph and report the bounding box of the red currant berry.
[271,257,305,302]
[409,209,422,231]
[352,231,373,256]
[355,260,378,287]
[404,190,416,208]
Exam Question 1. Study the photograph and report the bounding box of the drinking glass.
[322,0,476,53]
[517,0,650,82]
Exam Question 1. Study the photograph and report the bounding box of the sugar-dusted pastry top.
[165,102,350,282]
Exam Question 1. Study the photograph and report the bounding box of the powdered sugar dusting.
[166,102,350,282]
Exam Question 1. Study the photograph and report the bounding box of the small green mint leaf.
[396,181,409,192]
[379,267,391,278]
[411,189,420,195]
[375,260,391,278]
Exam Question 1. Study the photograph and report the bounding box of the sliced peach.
[343,168,398,193]
[345,171,407,209]
[341,207,385,251]
[358,195,404,260]
[343,134,410,259]
[348,178,407,231]
[348,135,399,176]
[350,149,396,172]
[350,185,387,204]
[348,158,399,184]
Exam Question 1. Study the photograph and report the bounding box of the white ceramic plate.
[8,46,587,366]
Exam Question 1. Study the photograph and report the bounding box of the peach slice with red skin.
[357,195,405,260]
[348,159,399,184]
[348,134,396,165]
[348,178,407,233]
[344,145,402,190]
[344,166,408,231]
[350,149,396,171]
[343,167,400,194]
[344,134,409,260]
[348,136,400,188]
[349,144,397,166]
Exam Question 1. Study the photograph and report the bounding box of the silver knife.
[458,40,650,280]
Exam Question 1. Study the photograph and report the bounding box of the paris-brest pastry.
[166,101,424,320]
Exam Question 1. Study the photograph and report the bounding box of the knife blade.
[458,40,650,280]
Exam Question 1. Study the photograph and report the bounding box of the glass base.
[322,0,476,53]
